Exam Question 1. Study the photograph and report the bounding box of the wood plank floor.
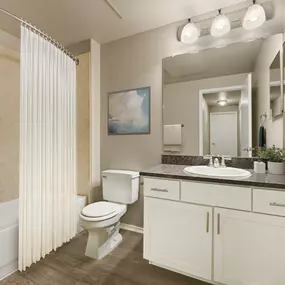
[1,231,208,285]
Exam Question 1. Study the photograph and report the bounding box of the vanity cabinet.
[144,197,212,280]
[143,177,285,285]
[214,208,285,285]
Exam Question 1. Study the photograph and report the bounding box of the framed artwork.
[108,86,151,135]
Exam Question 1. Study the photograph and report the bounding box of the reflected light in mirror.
[217,99,228,106]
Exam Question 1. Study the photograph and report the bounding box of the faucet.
[204,155,232,168]
[214,158,220,168]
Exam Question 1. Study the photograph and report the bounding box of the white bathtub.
[0,199,18,281]
[0,195,86,280]
[76,195,87,234]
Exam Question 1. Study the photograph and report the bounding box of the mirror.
[163,35,284,158]
[282,41,285,108]
[270,50,282,118]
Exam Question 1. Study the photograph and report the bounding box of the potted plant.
[258,146,285,175]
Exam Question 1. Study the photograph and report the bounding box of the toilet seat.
[80,201,126,222]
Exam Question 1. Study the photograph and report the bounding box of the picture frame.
[108,86,151,135]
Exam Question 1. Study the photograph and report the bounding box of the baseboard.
[120,223,144,234]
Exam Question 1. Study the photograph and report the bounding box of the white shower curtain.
[19,25,77,271]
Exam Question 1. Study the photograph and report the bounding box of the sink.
[184,166,251,179]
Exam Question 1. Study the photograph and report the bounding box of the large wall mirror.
[282,40,285,106]
[162,34,284,158]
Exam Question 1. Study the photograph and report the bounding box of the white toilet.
[80,169,140,259]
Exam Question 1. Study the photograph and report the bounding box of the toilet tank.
[102,170,140,204]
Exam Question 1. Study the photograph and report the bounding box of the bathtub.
[0,199,18,281]
[0,195,86,280]
[76,195,87,234]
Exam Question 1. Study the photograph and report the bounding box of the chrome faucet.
[204,155,232,168]
[214,158,220,168]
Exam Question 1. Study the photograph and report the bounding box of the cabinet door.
[214,208,285,285]
[144,197,212,280]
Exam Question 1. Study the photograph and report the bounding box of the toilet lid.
[81,201,118,218]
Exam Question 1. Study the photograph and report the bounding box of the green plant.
[257,145,285,163]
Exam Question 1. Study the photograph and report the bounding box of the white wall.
[163,73,246,155]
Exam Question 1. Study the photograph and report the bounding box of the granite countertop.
[140,164,285,190]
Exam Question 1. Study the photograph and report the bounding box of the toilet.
[80,169,140,259]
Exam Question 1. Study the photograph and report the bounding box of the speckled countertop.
[140,164,285,190]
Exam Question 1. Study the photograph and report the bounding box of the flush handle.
[151,188,168,193]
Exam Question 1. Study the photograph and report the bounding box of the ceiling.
[204,90,241,106]
[0,0,280,46]
[163,39,263,84]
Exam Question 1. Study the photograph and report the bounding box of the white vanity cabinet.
[143,177,285,285]
[144,197,212,280]
[214,208,285,285]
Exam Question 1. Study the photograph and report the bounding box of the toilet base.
[85,222,123,260]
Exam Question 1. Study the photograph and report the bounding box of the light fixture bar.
[189,2,266,24]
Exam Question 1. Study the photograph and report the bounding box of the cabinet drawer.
[253,189,285,217]
[144,178,180,200]
[181,181,251,211]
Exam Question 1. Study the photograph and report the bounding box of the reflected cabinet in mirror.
[162,33,284,158]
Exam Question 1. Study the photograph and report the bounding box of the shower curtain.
[19,25,77,271]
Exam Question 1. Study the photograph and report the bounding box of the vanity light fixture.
[243,0,266,30]
[179,19,200,44]
[217,99,227,106]
[211,9,231,37]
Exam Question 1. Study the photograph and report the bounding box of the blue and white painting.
[108,87,150,135]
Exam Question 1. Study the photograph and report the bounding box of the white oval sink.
[184,166,251,179]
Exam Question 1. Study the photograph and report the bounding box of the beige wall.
[76,52,91,201]
[69,39,101,204]
[253,33,284,149]
[101,23,185,227]
[163,74,246,155]
[0,48,20,202]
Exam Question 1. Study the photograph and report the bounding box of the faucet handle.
[203,155,213,167]
[221,155,232,167]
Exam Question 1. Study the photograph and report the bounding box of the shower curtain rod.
[0,8,79,65]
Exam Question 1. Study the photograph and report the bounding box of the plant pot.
[268,161,285,175]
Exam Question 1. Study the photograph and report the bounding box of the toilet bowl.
[80,201,127,259]
[80,170,139,259]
